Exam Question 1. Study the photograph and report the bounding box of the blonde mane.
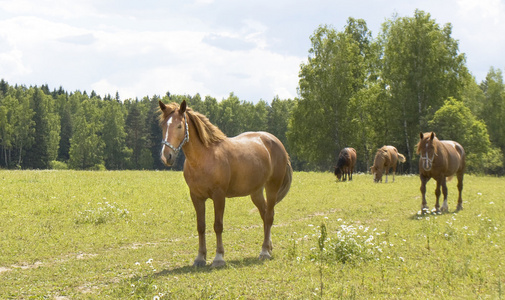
[186,108,227,147]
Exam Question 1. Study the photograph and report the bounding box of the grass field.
[0,170,503,299]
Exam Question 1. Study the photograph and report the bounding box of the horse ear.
[430,132,436,140]
[419,132,424,139]
[179,100,187,114]
[159,100,166,111]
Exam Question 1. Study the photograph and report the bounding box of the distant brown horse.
[371,145,406,183]
[334,147,357,181]
[159,100,292,267]
[417,132,465,213]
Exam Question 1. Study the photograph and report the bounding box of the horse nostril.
[168,153,172,161]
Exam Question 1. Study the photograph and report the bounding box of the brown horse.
[159,100,293,267]
[334,147,357,181]
[370,145,406,183]
[417,132,465,213]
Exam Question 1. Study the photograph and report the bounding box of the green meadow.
[0,170,503,299]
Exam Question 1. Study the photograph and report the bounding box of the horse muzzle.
[161,149,177,166]
[422,163,432,172]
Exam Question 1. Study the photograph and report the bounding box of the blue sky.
[1,0,504,103]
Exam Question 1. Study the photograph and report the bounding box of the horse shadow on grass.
[152,256,266,278]
[408,209,461,220]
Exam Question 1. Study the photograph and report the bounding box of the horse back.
[348,148,357,167]
[440,140,465,174]
[337,147,357,169]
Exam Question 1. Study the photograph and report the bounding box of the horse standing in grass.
[370,145,406,183]
[334,147,357,181]
[159,100,293,267]
[417,132,465,213]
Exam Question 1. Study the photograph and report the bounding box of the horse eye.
[178,124,182,129]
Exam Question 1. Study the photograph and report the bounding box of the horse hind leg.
[260,183,282,260]
[250,189,272,260]
[456,172,464,211]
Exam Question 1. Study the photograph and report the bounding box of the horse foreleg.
[456,173,464,211]
[211,196,226,267]
[191,196,207,267]
[420,175,429,213]
[435,179,442,212]
[440,178,449,212]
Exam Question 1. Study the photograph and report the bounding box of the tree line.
[1,10,504,174]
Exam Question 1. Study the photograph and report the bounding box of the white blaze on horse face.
[422,142,433,171]
[162,116,173,153]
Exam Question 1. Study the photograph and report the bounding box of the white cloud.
[0,0,504,102]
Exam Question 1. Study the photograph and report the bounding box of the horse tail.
[398,153,406,163]
[276,162,293,204]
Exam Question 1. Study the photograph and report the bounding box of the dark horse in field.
[159,100,293,267]
[417,132,465,213]
[370,145,406,183]
[334,147,357,181]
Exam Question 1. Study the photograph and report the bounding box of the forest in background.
[1,10,504,174]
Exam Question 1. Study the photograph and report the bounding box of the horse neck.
[434,139,443,154]
[181,121,207,165]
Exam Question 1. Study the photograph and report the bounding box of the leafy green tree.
[0,87,36,168]
[102,100,130,169]
[347,83,389,170]
[202,96,220,123]
[0,104,11,167]
[23,88,51,169]
[57,102,72,161]
[68,101,104,169]
[267,97,293,148]
[125,101,148,169]
[288,19,370,169]
[147,95,165,170]
[217,93,244,136]
[461,73,485,118]
[480,67,505,159]
[47,110,61,163]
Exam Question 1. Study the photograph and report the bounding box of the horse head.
[418,132,438,172]
[159,100,189,166]
[371,165,382,183]
[334,166,342,180]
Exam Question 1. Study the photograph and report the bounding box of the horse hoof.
[193,260,207,267]
[211,260,226,268]
[421,207,430,214]
[456,205,463,211]
[259,251,272,260]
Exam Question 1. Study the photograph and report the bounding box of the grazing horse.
[334,147,357,181]
[370,145,406,183]
[417,132,465,213]
[159,100,293,267]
